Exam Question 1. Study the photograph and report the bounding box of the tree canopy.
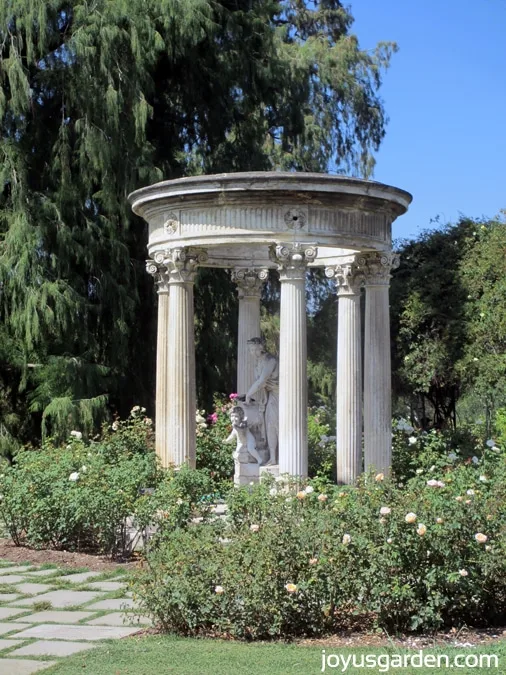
[0,0,396,450]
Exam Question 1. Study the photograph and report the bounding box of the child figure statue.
[224,406,263,465]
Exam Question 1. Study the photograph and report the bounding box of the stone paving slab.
[0,594,20,603]
[12,623,141,641]
[14,584,52,595]
[10,640,98,657]
[0,575,26,585]
[61,572,102,584]
[22,570,62,578]
[86,581,126,592]
[0,608,28,620]
[0,622,24,636]
[86,612,152,627]
[86,598,135,611]
[13,611,96,625]
[0,638,25,651]
[0,567,33,575]
[0,659,56,674]
[11,590,104,608]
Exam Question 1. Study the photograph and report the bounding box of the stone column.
[325,259,364,484]
[146,257,171,467]
[271,243,317,478]
[163,247,208,468]
[232,268,269,395]
[361,252,399,475]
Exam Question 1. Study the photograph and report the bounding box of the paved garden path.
[0,562,149,674]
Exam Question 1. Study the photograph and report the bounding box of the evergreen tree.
[0,0,396,449]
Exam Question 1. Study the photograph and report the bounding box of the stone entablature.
[129,172,412,267]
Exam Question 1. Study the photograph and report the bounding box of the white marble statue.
[224,406,263,465]
[245,337,279,465]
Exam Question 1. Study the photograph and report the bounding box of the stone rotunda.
[128,172,412,483]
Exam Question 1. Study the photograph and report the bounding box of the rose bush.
[131,443,506,637]
[0,408,161,556]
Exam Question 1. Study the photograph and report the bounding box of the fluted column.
[325,259,364,484]
[271,243,317,478]
[232,268,268,395]
[361,252,399,474]
[147,258,171,467]
[162,247,208,468]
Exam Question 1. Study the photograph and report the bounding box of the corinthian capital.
[155,247,208,284]
[269,243,318,280]
[358,252,400,287]
[232,268,269,298]
[325,259,364,297]
[146,259,170,294]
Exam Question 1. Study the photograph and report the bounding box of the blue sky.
[350,0,506,241]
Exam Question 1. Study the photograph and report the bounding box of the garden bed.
[0,537,138,571]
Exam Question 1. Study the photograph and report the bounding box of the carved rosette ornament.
[284,208,307,230]
[158,247,208,284]
[269,243,317,280]
[232,268,269,298]
[163,212,180,235]
[358,252,400,286]
[146,259,170,294]
[325,259,364,297]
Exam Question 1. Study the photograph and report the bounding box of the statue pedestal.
[234,462,260,486]
[259,464,279,480]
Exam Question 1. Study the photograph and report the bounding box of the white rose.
[380,506,391,515]
[405,512,417,524]
[304,485,314,494]
[70,430,82,440]
[69,472,80,482]
[342,534,352,545]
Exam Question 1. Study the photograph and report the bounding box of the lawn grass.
[44,634,506,675]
